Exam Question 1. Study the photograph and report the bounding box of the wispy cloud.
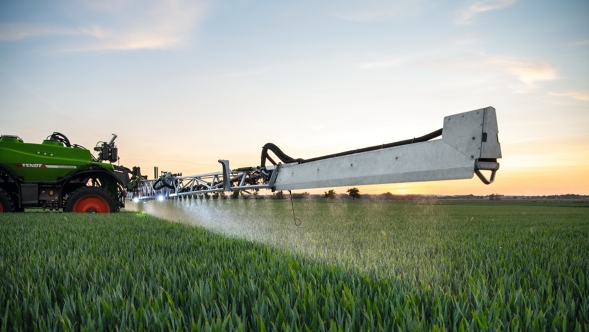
[431,55,559,88]
[0,23,78,41]
[484,56,558,86]
[0,0,209,52]
[79,0,208,52]
[549,91,589,101]
[336,1,427,22]
[456,0,516,25]
[360,53,558,88]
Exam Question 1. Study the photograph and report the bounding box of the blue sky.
[1,0,588,195]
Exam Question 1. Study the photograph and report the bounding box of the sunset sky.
[1,0,588,196]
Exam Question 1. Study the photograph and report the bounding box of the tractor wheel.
[64,187,117,213]
[0,188,15,213]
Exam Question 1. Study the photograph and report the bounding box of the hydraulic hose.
[152,174,177,190]
[260,143,303,168]
[261,128,443,167]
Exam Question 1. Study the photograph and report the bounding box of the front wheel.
[64,187,118,213]
[0,188,15,212]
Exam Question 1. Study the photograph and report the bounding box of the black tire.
[0,188,15,213]
[63,186,118,213]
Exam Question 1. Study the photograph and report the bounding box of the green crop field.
[1,199,588,331]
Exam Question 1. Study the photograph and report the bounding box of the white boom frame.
[133,107,501,199]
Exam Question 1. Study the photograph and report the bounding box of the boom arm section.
[275,106,500,189]
[134,107,501,199]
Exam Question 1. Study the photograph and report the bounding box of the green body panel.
[0,136,114,183]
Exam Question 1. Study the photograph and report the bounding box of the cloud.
[456,0,516,25]
[0,0,209,52]
[427,55,558,89]
[360,53,558,88]
[82,0,208,51]
[0,23,78,41]
[549,91,589,101]
[484,56,558,86]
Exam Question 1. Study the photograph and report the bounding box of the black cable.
[260,143,303,168]
[261,128,442,167]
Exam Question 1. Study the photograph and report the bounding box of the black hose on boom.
[260,143,303,168]
[261,128,443,168]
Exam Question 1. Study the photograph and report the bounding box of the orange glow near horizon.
[353,164,589,196]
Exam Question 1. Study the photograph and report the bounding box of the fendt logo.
[16,164,46,168]
[14,163,76,169]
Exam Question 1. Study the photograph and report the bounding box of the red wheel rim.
[72,196,110,213]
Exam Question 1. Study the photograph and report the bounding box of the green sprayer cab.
[0,132,132,213]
